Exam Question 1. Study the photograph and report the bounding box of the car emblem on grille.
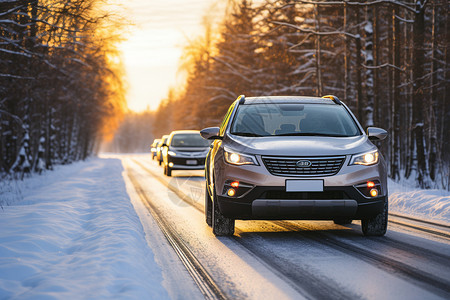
[296,160,312,167]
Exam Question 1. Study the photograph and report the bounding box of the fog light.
[367,181,375,188]
[227,188,236,197]
[370,188,378,197]
[230,181,239,188]
[169,162,174,167]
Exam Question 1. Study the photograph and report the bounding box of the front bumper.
[217,185,386,220]
[214,154,387,220]
[167,156,206,170]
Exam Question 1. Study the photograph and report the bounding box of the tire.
[212,184,234,236]
[166,165,172,177]
[159,159,162,166]
[333,218,353,225]
[205,186,212,227]
[361,200,388,236]
[163,164,167,175]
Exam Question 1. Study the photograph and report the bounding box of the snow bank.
[388,179,450,225]
[0,158,169,299]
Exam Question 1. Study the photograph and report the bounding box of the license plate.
[186,160,197,165]
[286,180,323,192]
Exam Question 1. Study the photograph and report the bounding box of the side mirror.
[367,127,388,141]
[200,127,221,140]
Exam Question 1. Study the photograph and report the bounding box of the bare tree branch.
[0,73,35,80]
[270,20,360,40]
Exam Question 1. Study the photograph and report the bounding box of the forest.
[111,0,447,190]
[0,0,126,178]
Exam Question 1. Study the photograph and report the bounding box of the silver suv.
[201,95,388,237]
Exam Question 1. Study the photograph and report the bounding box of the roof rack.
[322,95,342,105]
[238,94,245,104]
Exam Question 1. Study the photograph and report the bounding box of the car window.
[158,137,168,147]
[230,103,361,137]
[170,133,210,147]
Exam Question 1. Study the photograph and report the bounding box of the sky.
[117,0,224,112]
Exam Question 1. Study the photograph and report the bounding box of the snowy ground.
[0,156,449,299]
[389,180,450,225]
[0,158,170,299]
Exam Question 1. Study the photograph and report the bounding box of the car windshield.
[230,103,361,137]
[158,137,168,147]
[171,133,210,147]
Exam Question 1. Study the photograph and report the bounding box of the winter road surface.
[121,154,450,300]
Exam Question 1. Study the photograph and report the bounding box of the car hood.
[224,134,374,157]
[170,146,209,152]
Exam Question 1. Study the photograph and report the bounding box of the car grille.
[262,156,346,176]
[170,157,205,165]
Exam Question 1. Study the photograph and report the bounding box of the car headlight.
[168,150,177,156]
[350,150,379,166]
[224,149,258,165]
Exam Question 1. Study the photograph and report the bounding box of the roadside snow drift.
[389,180,450,225]
[0,158,169,299]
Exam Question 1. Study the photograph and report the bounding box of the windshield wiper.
[231,132,264,137]
[273,132,348,137]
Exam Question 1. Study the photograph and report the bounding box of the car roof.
[170,130,201,135]
[243,96,336,105]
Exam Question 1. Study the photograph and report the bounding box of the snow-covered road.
[0,155,449,299]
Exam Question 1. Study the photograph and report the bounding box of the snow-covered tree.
[0,0,126,176]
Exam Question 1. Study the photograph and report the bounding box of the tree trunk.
[373,5,380,126]
[391,4,401,181]
[440,0,450,190]
[314,4,322,96]
[428,2,438,181]
[356,36,363,123]
[412,0,429,188]
[344,2,350,103]
[364,5,375,127]
[356,8,364,123]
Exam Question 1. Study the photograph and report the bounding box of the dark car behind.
[162,130,210,176]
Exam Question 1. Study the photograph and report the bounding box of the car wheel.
[361,200,388,236]
[159,160,162,166]
[205,186,212,227]
[212,183,234,236]
[333,218,353,225]
[166,165,172,177]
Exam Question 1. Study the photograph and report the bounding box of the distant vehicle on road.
[156,135,169,166]
[201,95,388,237]
[150,139,161,160]
[162,130,210,176]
